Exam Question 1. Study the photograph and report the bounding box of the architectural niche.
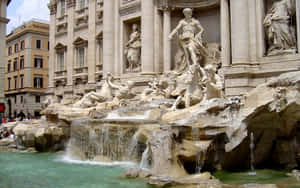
[263,0,297,56]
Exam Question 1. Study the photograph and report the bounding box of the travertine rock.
[13,120,70,152]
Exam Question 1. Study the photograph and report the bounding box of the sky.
[7,0,50,34]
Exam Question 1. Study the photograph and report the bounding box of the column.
[48,13,56,88]
[163,8,171,72]
[103,0,115,76]
[296,0,300,52]
[88,0,96,83]
[141,0,154,73]
[230,0,249,64]
[67,5,74,86]
[220,0,231,66]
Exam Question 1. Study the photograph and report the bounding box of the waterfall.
[249,132,256,176]
[128,135,138,160]
[139,146,149,169]
[66,121,139,163]
[192,127,205,174]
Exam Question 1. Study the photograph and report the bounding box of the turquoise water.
[0,152,153,188]
[1,152,300,188]
[214,170,300,188]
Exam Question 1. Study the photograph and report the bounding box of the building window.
[13,58,18,71]
[8,47,12,56]
[20,96,23,103]
[34,76,43,88]
[77,47,85,67]
[79,0,85,9]
[36,40,41,49]
[34,57,43,68]
[48,41,50,50]
[20,56,24,69]
[35,96,41,103]
[7,61,11,72]
[57,53,64,71]
[14,76,17,89]
[14,43,18,53]
[20,40,25,50]
[61,0,65,16]
[8,78,11,90]
[14,97,16,104]
[20,75,24,89]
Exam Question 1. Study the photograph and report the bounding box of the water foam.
[56,154,137,167]
[105,110,150,120]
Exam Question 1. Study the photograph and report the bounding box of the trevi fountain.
[1,0,300,187]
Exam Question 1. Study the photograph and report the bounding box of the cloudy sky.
[7,0,50,33]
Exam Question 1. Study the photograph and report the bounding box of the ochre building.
[5,20,49,118]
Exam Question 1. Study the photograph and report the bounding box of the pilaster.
[141,0,154,73]
[48,13,56,88]
[163,7,171,72]
[88,0,96,84]
[230,0,250,64]
[103,0,115,76]
[220,0,231,66]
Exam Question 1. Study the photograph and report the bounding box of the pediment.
[54,43,67,51]
[73,37,88,46]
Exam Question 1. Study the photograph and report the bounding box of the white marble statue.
[168,8,207,76]
[125,24,141,72]
[107,73,136,100]
[263,0,296,56]
[73,77,113,108]
[170,64,205,110]
[202,64,224,101]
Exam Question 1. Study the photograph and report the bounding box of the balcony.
[73,66,88,83]
[54,70,67,86]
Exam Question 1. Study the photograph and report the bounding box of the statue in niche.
[125,24,141,72]
[168,8,207,79]
[263,0,297,56]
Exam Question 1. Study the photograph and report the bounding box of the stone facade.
[0,0,11,111]
[48,0,300,98]
[5,20,49,118]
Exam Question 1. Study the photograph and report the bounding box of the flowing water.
[0,152,153,188]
